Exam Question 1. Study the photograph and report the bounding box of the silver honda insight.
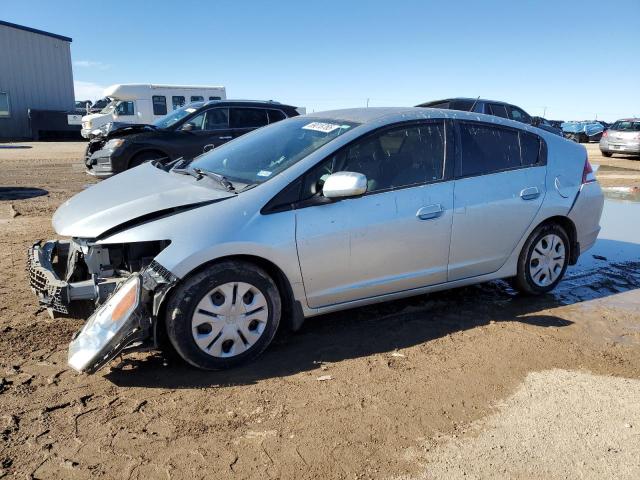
[27,107,604,373]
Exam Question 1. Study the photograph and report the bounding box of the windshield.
[611,121,640,132]
[100,100,117,114]
[190,117,358,185]
[153,104,202,129]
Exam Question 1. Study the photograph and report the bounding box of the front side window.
[459,123,520,176]
[152,95,167,116]
[183,112,205,131]
[510,107,531,124]
[230,108,269,128]
[487,103,509,119]
[172,96,186,110]
[115,101,135,116]
[0,92,10,117]
[204,108,229,130]
[190,95,204,103]
[339,123,445,192]
[190,118,356,185]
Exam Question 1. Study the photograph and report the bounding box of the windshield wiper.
[171,166,201,179]
[193,168,236,193]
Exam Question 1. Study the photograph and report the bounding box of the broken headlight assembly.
[68,273,148,373]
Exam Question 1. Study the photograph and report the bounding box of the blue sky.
[3,0,639,121]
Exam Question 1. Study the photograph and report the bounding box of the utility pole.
[366,98,370,108]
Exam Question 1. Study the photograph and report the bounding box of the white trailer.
[81,84,226,137]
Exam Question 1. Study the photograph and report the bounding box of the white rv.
[81,84,226,138]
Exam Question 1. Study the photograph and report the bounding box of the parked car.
[81,84,227,138]
[531,116,563,136]
[599,118,640,157]
[27,107,603,374]
[416,98,562,136]
[561,121,605,143]
[84,100,301,178]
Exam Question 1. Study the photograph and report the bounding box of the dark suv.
[416,98,562,136]
[85,100,301,178]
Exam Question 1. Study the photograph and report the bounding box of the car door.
[174,108,232,157]
[448,121,546,281]
[295,121,454,308]
[230,107,269,139]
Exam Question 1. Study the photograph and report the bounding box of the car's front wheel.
[512,223,570,295]
[165,261,281,370]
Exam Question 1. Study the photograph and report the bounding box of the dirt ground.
[0,141,639,479]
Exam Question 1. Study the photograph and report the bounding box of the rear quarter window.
[459,123,521,176]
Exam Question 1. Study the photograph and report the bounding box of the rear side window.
[209,96,221,101]
[230,108,268,128]
[152,96,167,116]
[268,109,286,123]
[486,103,509,118]
[172,96,185,110]
[204,108,229,130]
[459,123,520,176]
[520,131,542,166]
[190,95,204,103]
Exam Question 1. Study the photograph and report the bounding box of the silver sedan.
[600,118,640,157]
[27,107,604,373]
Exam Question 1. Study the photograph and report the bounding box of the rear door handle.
[416,204,444,220]
[520,186,540,200]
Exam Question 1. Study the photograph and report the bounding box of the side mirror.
[322,171,367,199]
[181,123,194,132]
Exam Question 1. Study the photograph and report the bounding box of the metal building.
[0,20,75,139]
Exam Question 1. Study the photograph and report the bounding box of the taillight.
[582,159,596,184]
[602,130,608,138]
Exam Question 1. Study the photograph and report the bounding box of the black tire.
[602,151,612,158]
[165,260,281,370]
[128,151,167,169]
[512,223,570,295]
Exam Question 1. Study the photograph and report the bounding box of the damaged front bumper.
[27,240,119,317]
[28,240,178,373]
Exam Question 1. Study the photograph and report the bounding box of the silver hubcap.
[529,234,566,287]
[191,282,268,358]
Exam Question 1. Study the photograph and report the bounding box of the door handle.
[219,136,233,140]
[203,144,215,152]
[416,204,444,220]
[520,186,540,200]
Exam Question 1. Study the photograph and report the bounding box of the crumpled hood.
[53,163,234,238]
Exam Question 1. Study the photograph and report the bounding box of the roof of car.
[306,107,418,124]
[202,99,297,109]
[417,97,514,107]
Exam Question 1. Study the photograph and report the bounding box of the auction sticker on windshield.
[302,122,342,133]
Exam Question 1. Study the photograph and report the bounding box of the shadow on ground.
[106,252,640,389]
[0,145,32,149]
[0,187,48,201]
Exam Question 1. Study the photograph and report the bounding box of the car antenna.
[469,96,480,112]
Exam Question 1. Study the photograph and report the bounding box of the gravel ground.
[0,141,639,479]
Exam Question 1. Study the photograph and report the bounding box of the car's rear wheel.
[512,223,570,295]
[165,261,281,370]
[602,151,612,157]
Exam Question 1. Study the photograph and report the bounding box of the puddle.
[602,186,640,202]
